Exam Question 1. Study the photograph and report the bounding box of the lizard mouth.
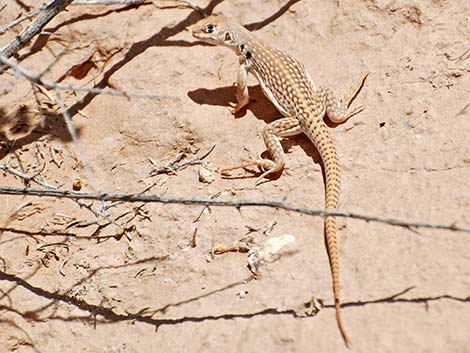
[191,30,217,45]
[192,27,205,39]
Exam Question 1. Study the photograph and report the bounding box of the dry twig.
[150,145,215,176]
[0,186,469,233]
[0,4,47,34]
[0,0,74,70]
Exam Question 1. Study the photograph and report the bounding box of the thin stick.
[0,4,46,34]
[150,145,216,175]
[0,186,468,233]
[54,88,97,191]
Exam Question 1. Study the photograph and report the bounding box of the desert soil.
[1,0,470,352]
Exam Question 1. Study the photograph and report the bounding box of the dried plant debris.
[247,234,296,274]
[181,228,198,252]
[150,145,215,176]
[212,235,255,255]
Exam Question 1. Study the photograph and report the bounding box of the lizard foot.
[220,158,283,186]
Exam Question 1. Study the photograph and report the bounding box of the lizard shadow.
[188,84,323,172]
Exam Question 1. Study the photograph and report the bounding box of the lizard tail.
[323,142,350,348]
[325,215,350,348]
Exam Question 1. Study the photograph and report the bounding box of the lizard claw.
[254,166,284,186]
[228,101,247,114]
[228,97,251,114]
[345,105,366,120]
[228,101,239,114]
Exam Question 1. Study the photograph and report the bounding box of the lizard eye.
[204,24,215,33]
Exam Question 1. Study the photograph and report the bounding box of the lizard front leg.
[221,117,303,185]
[228,59,250,114]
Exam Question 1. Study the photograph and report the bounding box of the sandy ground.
[1,0,470,352]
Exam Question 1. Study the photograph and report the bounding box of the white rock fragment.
[198,164,215,183]
[247,234,296,274]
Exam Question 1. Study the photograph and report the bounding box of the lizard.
[192,14,368,347]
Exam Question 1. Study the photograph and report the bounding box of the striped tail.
[322,140,350,348]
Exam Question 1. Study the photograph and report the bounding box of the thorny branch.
[0,186,469,233]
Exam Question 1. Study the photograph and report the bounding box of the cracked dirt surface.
[1,1,470,352]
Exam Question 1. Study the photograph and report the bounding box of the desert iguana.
[192,15,367,347]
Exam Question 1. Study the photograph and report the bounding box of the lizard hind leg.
[220,117,302,185]
[321,73,369,124]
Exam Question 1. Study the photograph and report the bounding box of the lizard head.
[192,15,238,48]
